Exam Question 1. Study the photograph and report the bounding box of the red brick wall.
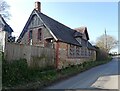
[56,42,96,69]
[20,27,53,47]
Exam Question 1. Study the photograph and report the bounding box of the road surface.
[45,57,119,89]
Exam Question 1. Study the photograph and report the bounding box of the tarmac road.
[45,57,118,89]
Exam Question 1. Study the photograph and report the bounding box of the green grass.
[2,58,111,89]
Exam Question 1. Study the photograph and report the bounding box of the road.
[46,57,119,89]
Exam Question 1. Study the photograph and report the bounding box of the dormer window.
[74,31,82,38]
[76,37,81,44]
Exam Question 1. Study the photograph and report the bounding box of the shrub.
[2,59,57,88]
[2,57,111,89]
[2,59,30,87]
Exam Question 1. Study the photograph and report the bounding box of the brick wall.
[57,42,96,69]
[21,27,53,47]
[20,14,53,47]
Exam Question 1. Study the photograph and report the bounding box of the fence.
[4,42,55,68]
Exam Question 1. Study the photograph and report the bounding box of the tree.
[0,0,10,20]
[96,34,117,53]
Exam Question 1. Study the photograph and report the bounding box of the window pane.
[38,28,42,40]
[29,30,32,39]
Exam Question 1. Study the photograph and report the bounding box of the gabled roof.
[0,14,13,33]
[17,9,95,50]
[17,10,35,40]
[17,9,81,46]
[74,27,89,40]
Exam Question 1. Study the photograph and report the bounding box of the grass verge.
[2,58,112,90]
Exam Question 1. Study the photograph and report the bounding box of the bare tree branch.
[0,0,10,20]
[96,34,117,53]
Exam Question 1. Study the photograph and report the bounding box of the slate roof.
[38,11,81,46]
[0,14,13,33]
[17,9,95,50]
[17,9,81,46]
[81,39,95,50]
[74,30,82,38]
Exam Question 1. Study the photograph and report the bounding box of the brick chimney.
[35,1,41,12]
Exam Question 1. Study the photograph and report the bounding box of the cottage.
[0,14,15,52]
[17,2,96,69]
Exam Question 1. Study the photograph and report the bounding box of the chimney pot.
[35,1,41,12]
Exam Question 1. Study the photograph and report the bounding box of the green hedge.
[2,59,30,87]
[2,58,111,89]
[2,59,57,88]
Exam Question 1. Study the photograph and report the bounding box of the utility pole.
[105,28,107,51]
